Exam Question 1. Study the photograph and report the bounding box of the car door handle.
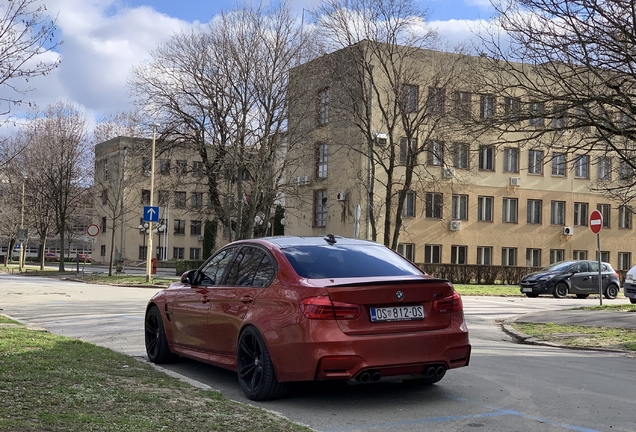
[200,296,210,304]
[240,296,253,304]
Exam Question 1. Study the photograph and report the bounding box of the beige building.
[284,43,636,271]
[93,137,226,266]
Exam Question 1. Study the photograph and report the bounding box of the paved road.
[1,276,635,432]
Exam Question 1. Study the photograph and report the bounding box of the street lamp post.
[19,178,26,271]
[145,124,159,282]
[138,223,149,257]
[153,223,166,260]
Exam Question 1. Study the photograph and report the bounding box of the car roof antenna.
[323,234,337,245]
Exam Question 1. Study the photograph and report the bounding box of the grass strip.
[0,323,309,432]
[453,284,521,296]
[512,322,636,352]
[568,304,636,312]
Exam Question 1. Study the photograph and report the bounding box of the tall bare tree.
[130,1,311,240]
[20,102,91,271]
[307,0,469,249]
[471,0,636,204]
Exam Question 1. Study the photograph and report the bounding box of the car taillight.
[616,272,620,280]
[433,291,463,314]
[299,296,361,320]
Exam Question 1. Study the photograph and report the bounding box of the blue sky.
[0,0,497,129]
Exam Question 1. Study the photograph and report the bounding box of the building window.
[314,190,327,227]
[317,87,329,125]
[551,104,567,129]
[529,101,545,126]
[174,191,186,208]
[551,152,566,176]
[427,87,446,115]
[550,249,564,264]
[574,155,589,179]
[479,145,495,171]
[190,220,202,236]
[172,248,184,259]
[528,149,544,175]
[175,160,187,175]
[527,199,542,224]
[425,192,443,219]
[142,157,151,175]
[477,196,493,222]
[138,246,147,260]
[503,148,519,173]
[502,198,518,223]
[190,248,201,260]
[502,247,517,266]
[573,250,587,260]
[425,140,442,166]
[619,205,632,229]
[573,202,588,226]
[155,190,168,206]
[618,252,631,270]
[101,216,107,233]
[597,204,611,228]
[551,201,566,225]
[401,138,418,165]
[191,192,203,208]
[316,143,328,179]
[100,189,108,205]
[401,84,418,113]
[174,219,185,235]
[452,194,468,220]
[141,189,150,205]
[451,245,467,264]
[480,95,495,118]
[100,245,106,257]
[402,191,415,217]
[504,97,521,122]
[397,243,414,261]
[454,91,471,118]
[526,248,541,267]
[597,157,611,180]
[452,142,469,169]
[619,160,633,180]
[599,251,610,262]
[477,246,492,265]
[425,244,441,264]
[159,159,170,175]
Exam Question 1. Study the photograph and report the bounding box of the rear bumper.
[265,314,470,382]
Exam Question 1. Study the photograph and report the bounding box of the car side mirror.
[180,270,197,285]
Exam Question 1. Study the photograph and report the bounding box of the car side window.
[575,262,589,272]
[199,248,237,286]
[226,247,276,287]
[590,262,599,272]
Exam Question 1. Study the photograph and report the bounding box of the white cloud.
[4,0,192,123]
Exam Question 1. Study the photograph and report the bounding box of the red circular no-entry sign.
[86,224,100,237]
[589,210,603,234]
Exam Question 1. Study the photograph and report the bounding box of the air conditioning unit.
[336,192,347,201]
[198,235,204,241]
[510,177,522,187]
[563,226,573,236]
[442,167,456,178]
[449,220,462,231]
[375,133,387,146]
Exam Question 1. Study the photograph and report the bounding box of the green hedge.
[417,263,541,285]
[175,260,205,276]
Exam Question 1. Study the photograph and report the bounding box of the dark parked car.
[144,235,471,401]
[520,260,620,299]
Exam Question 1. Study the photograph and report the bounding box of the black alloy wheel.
[237,326,289,401]
[553,283,568,299]
[144,306,178,364]
[604,284,619,300]
[630,298,636,304]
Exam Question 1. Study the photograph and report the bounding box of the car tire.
[604,284,619,300]
[553,283,568,299]
[575,294,589,299]
[525,293,539,298]
[144,306,178,364]
[630,298,636,304]
[237,326,289,401]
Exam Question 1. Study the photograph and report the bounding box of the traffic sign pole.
[590,210,603,306]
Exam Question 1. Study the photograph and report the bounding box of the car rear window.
[281,245,424,278]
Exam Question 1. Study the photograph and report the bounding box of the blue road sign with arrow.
[143,206,159,222]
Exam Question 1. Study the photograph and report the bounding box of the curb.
[501,316,634,354]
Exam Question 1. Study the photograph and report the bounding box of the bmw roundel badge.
[396,291,404,300]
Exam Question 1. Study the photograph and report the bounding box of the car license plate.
[370,305,424,322]
[521,287,532,293]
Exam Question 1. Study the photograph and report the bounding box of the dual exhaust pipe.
[423,364,446,378]
[353,364,446,383]
[356,370,382,383]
